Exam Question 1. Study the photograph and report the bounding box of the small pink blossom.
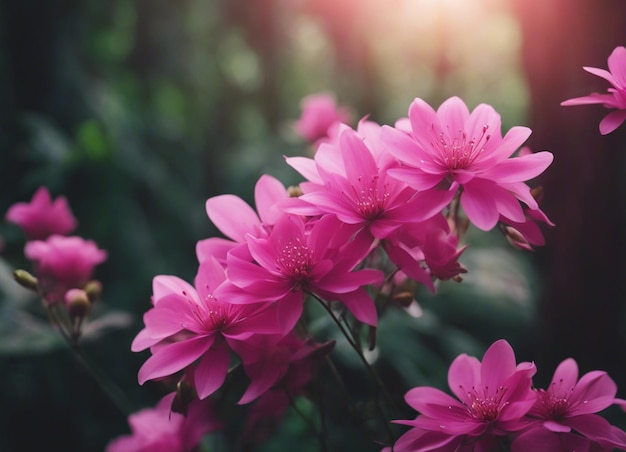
[106,392,221,452]
[561,46,626,135]
[132,257,283,399]
[25,234,107,303]
[511,358,626,451]
[382,96,554,231]
[294,92,351,146]
[5,186,77,240]
[391,339,537,451]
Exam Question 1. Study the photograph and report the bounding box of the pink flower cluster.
[389,339,626,452]
[129,94,554,448]
[5,186,107,305]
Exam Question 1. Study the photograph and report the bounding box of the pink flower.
[232,332,334,404]
[25,235,107,303]
[561,46,626,135]
[391,339,537,451]
[294,92,351,146]
[285,122,426,241]
[5,186,77,240]
[196,174,288,265]
[384,214,467,286]
[106,392,221,452]
[382,96,554,231]
[238,335,332,447]
[218,213,383,327]
[132,257,283,399]
[511,358,626,451]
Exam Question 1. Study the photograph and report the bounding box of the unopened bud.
[368,325,377,351]
[172,380,195,416]
[503,226,533,251]
[287,185,303,197]
[13,269,39,292]
[392,291,414,308]
[530,186,544,201]
[65,289,92,320]
[84,280,102,303]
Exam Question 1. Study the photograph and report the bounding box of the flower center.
[433,125,491,170]
[278,238,315,282]
[461,384,508,422]
[350,175,390,221]
[538,379,574,419]
[183,289,230,332]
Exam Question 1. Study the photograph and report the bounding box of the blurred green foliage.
[0,0,547,450]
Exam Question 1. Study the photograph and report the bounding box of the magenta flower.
[218,213,383,327]
[384,214,467,286]
[132,257,283,399]
[561,46,626,135]
[231,332,334,404]
[5,186,77,240]
[285,123,426,241]
[294,92,351,146]
[25,234,107,303]
[196,174,288,265]
[238,335,332,447]
[511,358,626,451]
[391,339,537,451]
[382,96,554,231]
[106,392,221,452]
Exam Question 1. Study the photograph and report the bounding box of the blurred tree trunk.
[514,0,626,387]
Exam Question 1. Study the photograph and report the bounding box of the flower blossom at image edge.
[388,339,537,451]
[561,46,626,135]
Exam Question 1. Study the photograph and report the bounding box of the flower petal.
[460,180,499,231]
[255,174,287,225]
[568,370,617,415]
[480,339,517,392]
[599,109,626,135]
[206,194,260,242]
[448,354,481,404]
[194,340,231,399]
[488,152,554,184]
[138,335,212,384]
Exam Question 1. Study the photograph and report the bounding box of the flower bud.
[171,380,195,416]
[368,325,377,351]
[530,185,544,201]
[287,185,303,197]
[503,225,533,251]
[13,269,39,292]
[392,290,414,308]
[65,289,92,321]
[84,280,102,303]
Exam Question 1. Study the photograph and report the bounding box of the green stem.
[46,303,133,416]
[310,293,394,444]
[285,389,328,452]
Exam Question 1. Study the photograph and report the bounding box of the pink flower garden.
[3,4,626,451]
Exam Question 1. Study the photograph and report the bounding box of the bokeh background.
[1,0,626,450]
